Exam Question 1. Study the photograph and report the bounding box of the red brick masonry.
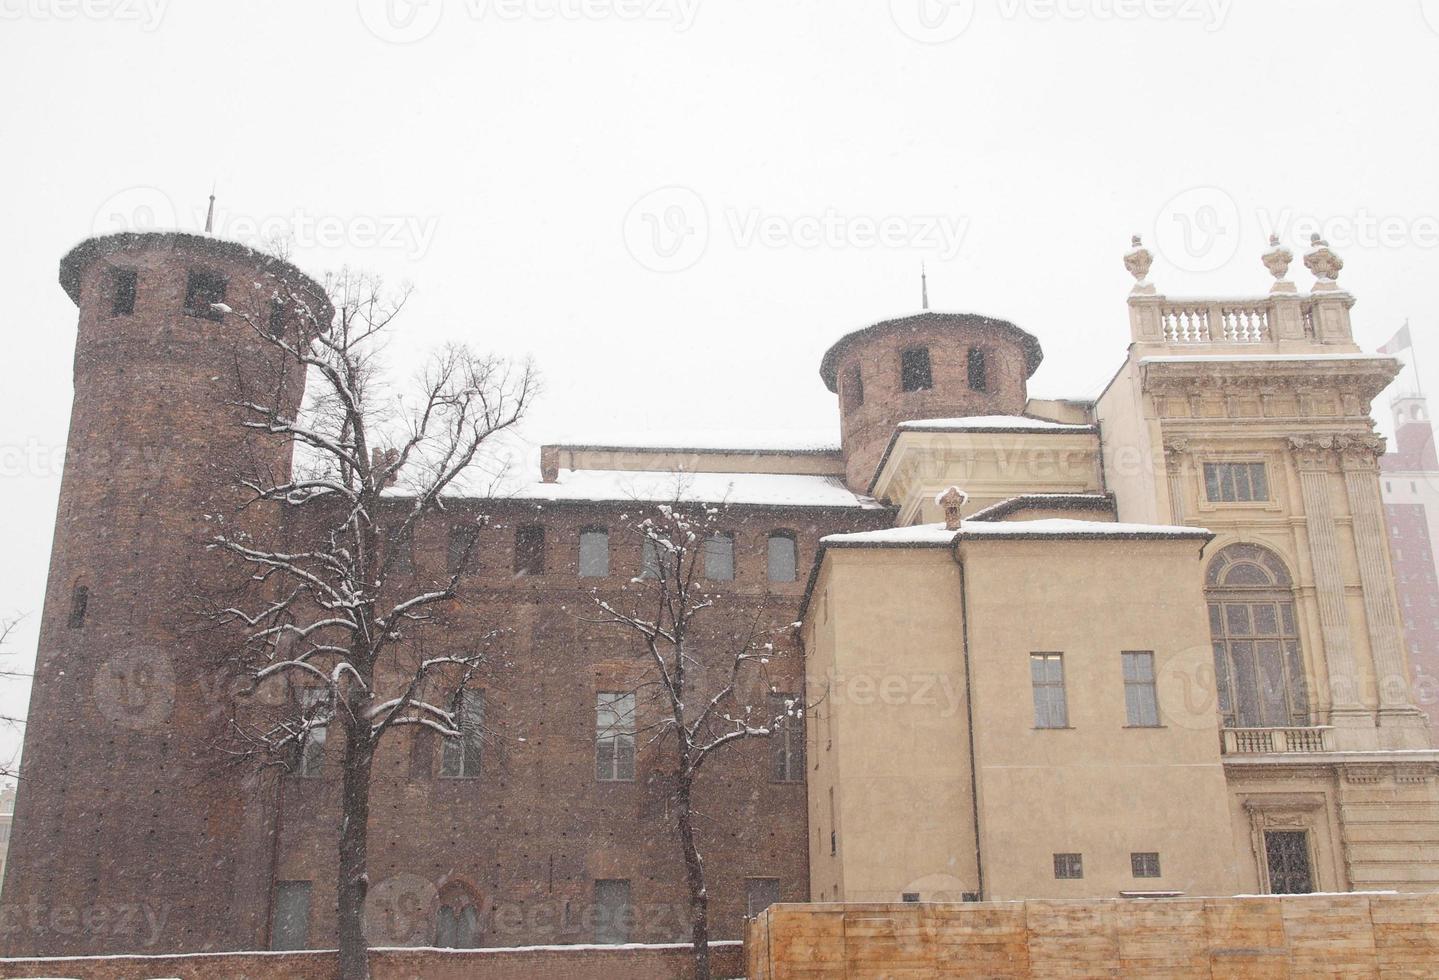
[0,940,744,980]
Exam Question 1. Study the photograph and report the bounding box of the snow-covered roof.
[545,429,841,454]
[510,469,883,509]
[967,493,1114,522]
[821,518,1211,548]
[896,415,1097,433]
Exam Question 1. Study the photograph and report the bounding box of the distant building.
[1381,392,1439,740]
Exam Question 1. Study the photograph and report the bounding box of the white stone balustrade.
[1220,726,1336,755]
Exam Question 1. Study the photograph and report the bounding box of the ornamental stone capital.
[1336,434,1386,470]
[1288,434,1337,470]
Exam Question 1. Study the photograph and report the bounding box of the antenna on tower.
[921,262,929,311]
[204,182,216,234]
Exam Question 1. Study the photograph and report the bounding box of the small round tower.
[2,232,331,954]
[820,312,1043,492]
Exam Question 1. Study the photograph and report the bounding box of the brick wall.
[747,895,1439,978]
[0,940,744,980]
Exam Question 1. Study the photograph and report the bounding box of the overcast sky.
[2,0,1438,765]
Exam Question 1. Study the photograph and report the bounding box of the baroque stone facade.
[3,229,1437,958]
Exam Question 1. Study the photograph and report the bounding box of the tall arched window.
[1205,544,1309,728]
[435,883,481,948]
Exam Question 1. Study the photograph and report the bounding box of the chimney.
[937,486,968,530]
[540,446,560,484]
[371,447,401,487]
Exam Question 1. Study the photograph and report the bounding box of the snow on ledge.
[546,428,841,453]
[896,415,1096,433]
[512,469,884,509]
[1141,353,1393,365]
[822,518,1211,547]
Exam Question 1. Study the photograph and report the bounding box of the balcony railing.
[1159,301,1272,345]
[1220,726,1335,755]
[1129,289,1350,348]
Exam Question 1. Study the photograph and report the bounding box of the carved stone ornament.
[1262,234,1293,281]
[1288,434,1337,470]
[1304,233,1343,283]
[1335,433,1386,469]
[1124,235,1153,286]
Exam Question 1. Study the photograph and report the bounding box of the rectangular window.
[704,532,735,581]
[767,533,797,583]
[1203,462,1269,503]
[829,786,837,856]
[267,299,287,338]
[746,878,782,918]
[641,538,672,579]
[844,365,864,409]
[447,525,478,575]
[514,524,545,576]
[183,269,228,320]
[386,529,414,574]
[900,347,933,392]
[111,269,137,316]
[967,346,987,391]
[593,879,632,944]
[297,689,327,777]
[1030,653,1068,728]
[67,584,89,629]
[579,529,610,578]
[596,692,636,782]
[771,693,804,782]
[1053,853,1083,879]
[1131,852,1161,878]
[901,892,921,903]
[1122,651,1160,727]
[1264,830,1314,894]
[440,689,484,779]
[270,881,311,950]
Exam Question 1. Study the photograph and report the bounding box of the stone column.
[1289,436,1364,716]
[1339,436,1421,715]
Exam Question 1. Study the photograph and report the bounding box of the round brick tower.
[820,312,1044,492]
[1,232,331,955]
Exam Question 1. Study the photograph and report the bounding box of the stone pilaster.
[1162,438,1189,525]
[1289,436,1365,720]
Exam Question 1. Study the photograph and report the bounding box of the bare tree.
[206,271,537,980]
[586,494,802,980]
[0,616,27,779]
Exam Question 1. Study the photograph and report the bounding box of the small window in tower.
[111,269,137,316]
[184,269,228,320]
[67,584,89,629]
[900,347,932,392]
[268,299,287,339]
[967,346,988,392]
[843,365,864,409]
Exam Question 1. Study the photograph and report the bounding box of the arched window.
[900,347,932,392]
[435,883,481,948]
[1205,544,1308,728]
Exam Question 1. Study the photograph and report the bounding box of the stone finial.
[1261,234,1295,293]
[1304,233,1343,287]
[936,486,968,531]
[1123,235,1154,293]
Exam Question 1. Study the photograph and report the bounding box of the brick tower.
[819,311,1044,492]
[1,232,330,955]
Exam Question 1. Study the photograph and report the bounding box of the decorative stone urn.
[1304,233,1343,287]
[1124,235,1154,293]
[1262,234,1295,292]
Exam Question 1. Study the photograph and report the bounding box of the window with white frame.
[596,691,636,781]
[1203,461,1269,503]
[1030,653,1068,728]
